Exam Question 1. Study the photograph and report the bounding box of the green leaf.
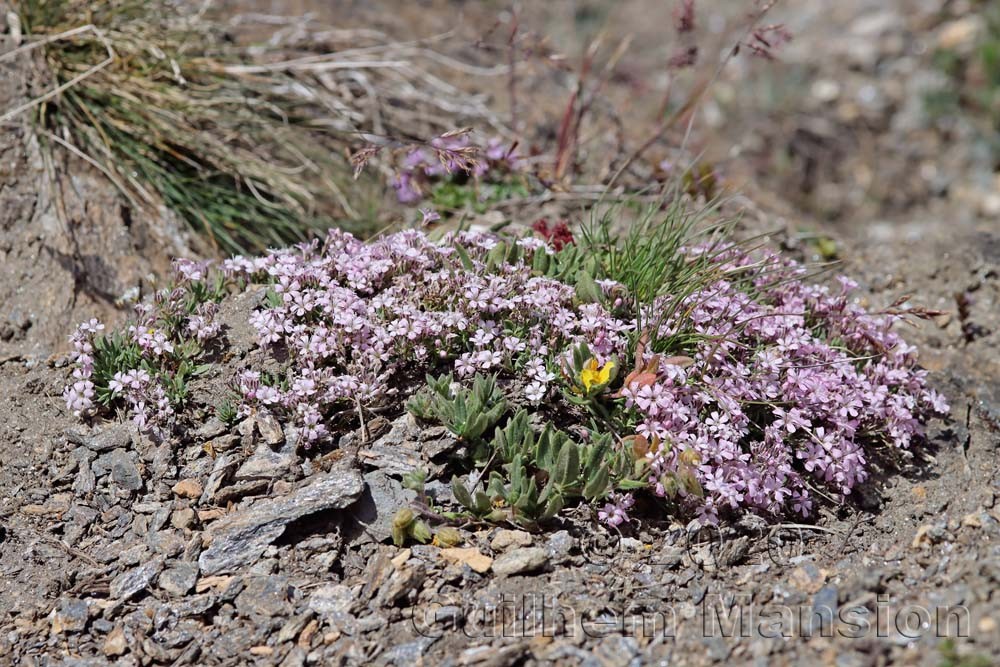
[410,520,432,544]
[513,480,540,513]
[553,442,580,487]
[401,469,426,493]
[540,492,565,520]
[583,465,610,501]
[582,438,609,480]
[575,269,603,304]
[486,509,507,522]
[487,472,507,499]
[486,242,507,272]
[571,342,592,371]
[452,476,474,510]
[509,455,526,495]
[535,425,556,469]
[505,242,522,265]
[473,490,493,514]
[454,243,475,271]
[532,248,550,274]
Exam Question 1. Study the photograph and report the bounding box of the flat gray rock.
[110,556,165,600]
[158,563,198,597]
[234,442,296,481]
[198,467,364,575]
[492,547,549,576]
[235,575,294,618]
[92,449,143,492]
[308,583,355,619]
[65,422,134,452]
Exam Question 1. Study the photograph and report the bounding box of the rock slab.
[198,468,364,575]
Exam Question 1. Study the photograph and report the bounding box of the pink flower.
[598,493,635,527]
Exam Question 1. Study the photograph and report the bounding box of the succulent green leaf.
[553,441,580,487]
[473,490,493,514]
[532,249,550,274]
[454,243,475,271]
[575,269,604,304]
[541,492,565,520]
[410,520,432,544]
[452,476,474,510]
[583,464,610,501]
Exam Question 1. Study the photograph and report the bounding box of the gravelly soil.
[4,215,995,667]
[1,1,999,666]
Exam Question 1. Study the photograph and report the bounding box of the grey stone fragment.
[198,467,363,575]
[51,598,89,633]
[491,529,532,551]
[703,636,731,662]
[93,449,143,491]
[216,287,265,354]
[71,447,97,495]
[149,443,176,480]
[545,531,575,564]
[194,417,228,440]
[807,585,839,637]
[166,593,216,618]
[149,505,171,532]
[158,563,198,597]
[280,647,307,667]
[110,556,165,600]
[377,563,425,607]
[255,413,284,445]
[64,504,98,545]
[277,612,315,643]
[91,618,114,634]
[382,637,438,664]
[492,547,549,576]
[171,507,196,530]
[234,442,296,481]
[199,452,238,504]
[65,422,133,452]
[356,415,448,477]
[308,584,354,619]
[213,479,269,505]
[235,575,293,618]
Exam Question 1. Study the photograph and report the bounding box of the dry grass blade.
[0,23,114,124]
[12,0,511,255]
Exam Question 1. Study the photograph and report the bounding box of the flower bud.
[391,508,415,546]
[433,527,462,547]
[410,520,432,544]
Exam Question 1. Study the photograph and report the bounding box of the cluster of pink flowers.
[390,135,520,204]
[618,249,949,524]
[63,265,225,432]
[228,228,630,444]
[63,319,105,416]
[67,225,948,525]
[107,368,173,432]
[221,228,945,523]
[187,302,221,341]
[599,492,636,528]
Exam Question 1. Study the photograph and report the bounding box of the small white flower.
[525,380,547,404]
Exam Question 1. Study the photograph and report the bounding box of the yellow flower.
[580,358,615,392]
